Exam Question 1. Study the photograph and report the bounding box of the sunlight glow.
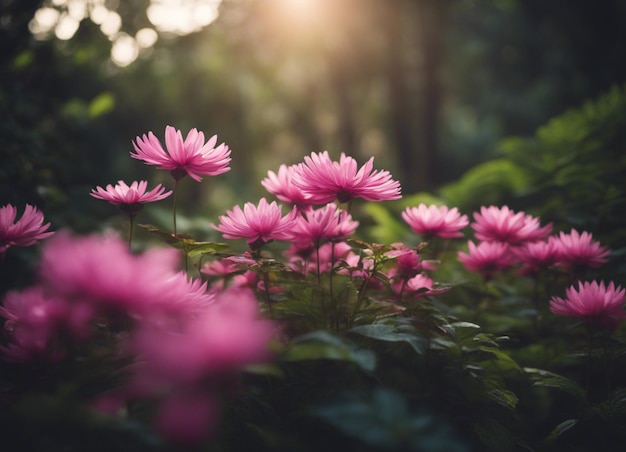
[147,0,221,35]
[111,33,139,67]
[30,0,224,66]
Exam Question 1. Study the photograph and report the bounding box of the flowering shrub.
[1,125,625,452]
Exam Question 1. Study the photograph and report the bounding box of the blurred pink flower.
[292,151,402,204]
[550,280,626,330]
[38,231,211,319]
[261,164,312,209]
[290,204,359,245]
[154,390,218,445]
[457,240,516,279]
[90,180,171,206]
[512,236,561,275]
[285,241,353,274]
[471,205,552,245]
[402,204,469,239]
[131,125,231,182]
[0,204,54,255]
[555,229,610,269]
[213,198,297,249]
[0,287,91,362]
[128,287,275,392]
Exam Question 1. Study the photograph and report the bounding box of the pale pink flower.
[0,204,54,255]
[512,236,561,275]
[550,280,626,330]
[457,240,516,278]
[292,151,402,204]
[402,204,469,239]
[555,229,610,269]
[261,164,312,209]
[289,204,359,245]
[90,180,171,206]
[201,258,243,277]
[471,205,552,245]
[131,125,231,182]
[213,198,297,249]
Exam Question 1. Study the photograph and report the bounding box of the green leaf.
[88,92,115,118]
[137,224,229,256]
[486,388,519,410]
[283,331,376,372]
[546,419,578,442]
[349,324,427,355]
[523,367,587,401]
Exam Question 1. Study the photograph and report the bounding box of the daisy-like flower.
[289,204,359,245]
[471,205,552,245]
[550,280,626,330]
[131,125,231,182]
[555,229,610,270]
[400,273,451,298]
[457,240,516,279]
[0,204,54,255]
[402,203,469,239]
[213,198,297,249]
[261,164,312,210]
[292,151,402,204]
[91,180,172,215]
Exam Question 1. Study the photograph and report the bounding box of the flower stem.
[172,179,179,236]
[128,215,134,250]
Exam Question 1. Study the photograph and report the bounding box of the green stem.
[128,215,134,250]
[173,179,179,236]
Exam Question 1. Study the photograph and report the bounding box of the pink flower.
[289,204,359,245]
[0,287,92,362]
[131,125,231,182]
[213,198,297,249]
[261,164,312,209]
[38,231,212,319]
[555,229,610,269]
[402,204,469,239]
[471,205,552,245]
[401,274,451,298]
[128,287,275,391]
[0,204,54,255]
[512,236,561,275]
[457,241,516,279]
[550,280,626,330]
[292,151,402,204]
[285,241,353,274]
[90,180,171,206]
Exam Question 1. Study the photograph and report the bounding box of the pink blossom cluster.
[456,205,611,279]
[0,230,276,444]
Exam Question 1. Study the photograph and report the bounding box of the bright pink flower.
[0,204,54,254]
[213,198,297,249]
[550,280,626,330]
[555,229,610,269]
[131,125,231,182]
[38,231,211,319]
[289,204,359,245]
[471,205,552,245]
[90,180,171,206]
[512,236,561,275]
[261,164,312,209]
[457,240,516,278]
[292,151,402,204]
[402,204,469,239]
